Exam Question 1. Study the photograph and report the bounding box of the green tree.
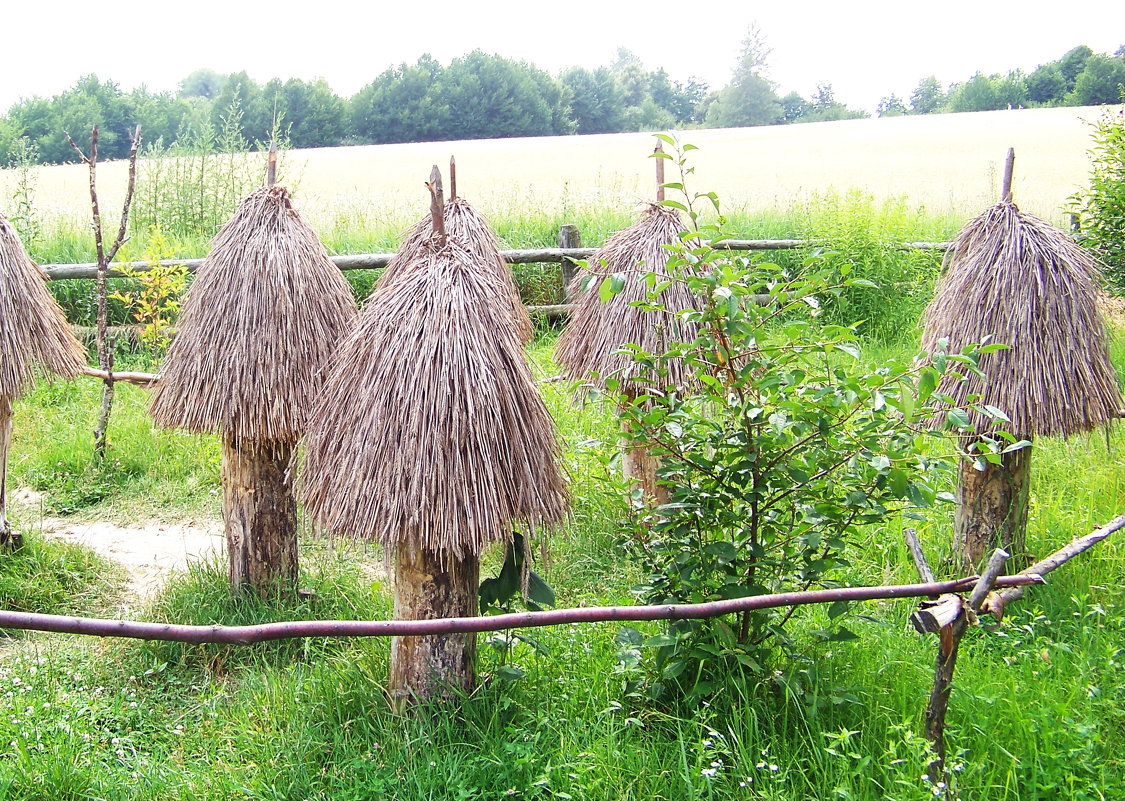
[562,67,625,133]
[129,87,189,148]
[948,73,1001,112]
[704,26,782,128]
[802,83,867,122]
[1026,63,1066,104]
[350,55,448,144]
[1073,108,1125,287]
[650,69,707,124]
[610,48,651,107]
[876,94,907,117]
[778,91,809,122]
[279,78,346,148]
[993,71,1028,108]
[432,52,568,140]
[1059,45,1095,90]
[909,75,945,114]
[211,72,269,144]
[1067,54,1125,105]
[177,69,228,101]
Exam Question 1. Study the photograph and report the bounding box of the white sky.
[1,1,1122,115]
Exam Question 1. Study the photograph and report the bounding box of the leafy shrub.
[1074,106,1125,290]
[607,137,993,701]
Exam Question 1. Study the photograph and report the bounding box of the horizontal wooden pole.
[79,365,159,387]
[985,513,1125,615]
[40,240,951,281]
[0,574,1040,645]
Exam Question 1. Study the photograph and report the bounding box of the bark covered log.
[955,446,1031,571]
[389,542,480,705]
[221,436,298,597]
[0,397,20,551]
[621,390,670,507]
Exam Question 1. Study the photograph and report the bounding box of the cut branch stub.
[654,143,666,203]
[427,165,446,247]
[449,155,457,200]
[1001,147,1015,203]
[267,140,278,187]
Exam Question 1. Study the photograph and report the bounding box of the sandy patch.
[40,517,225,600]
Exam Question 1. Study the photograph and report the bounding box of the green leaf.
[527,570,556,609]
[917,369,937,403]
[616,627,644,647]
[982,404,1011,422]
[945,408,971,430]
[827,627,860,643]
[828,601,849,619]
[494,665,527,682]
[1002,439,1033,454]
[644,633,678,648]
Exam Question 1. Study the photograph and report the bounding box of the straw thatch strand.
[300,238,568,563]
[376,197,533,343]
[149,186,357,443]
[0,214,85,397]
[922,201,1121,439]
[555,204,700,393]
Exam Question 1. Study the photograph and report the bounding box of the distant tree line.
[0,38,1122,166]
[876,45,1125,117]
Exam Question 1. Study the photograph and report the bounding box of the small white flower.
[701,768,717,777]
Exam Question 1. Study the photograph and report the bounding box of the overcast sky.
[2,1,1122,115]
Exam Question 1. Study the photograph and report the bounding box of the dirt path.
[8,487,227,601]
[41,517,226,600]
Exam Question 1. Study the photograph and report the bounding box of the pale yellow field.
[3,105,1110,229]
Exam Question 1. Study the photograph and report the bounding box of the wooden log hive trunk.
[389,542,480,704]
[620,389,670,507]
[955,446,1031,571]
[0,397,20,551]
[221,436,298,596]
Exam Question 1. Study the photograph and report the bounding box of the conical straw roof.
[150,185,357,443]
[377,197,533,343]
[556,203,700,393]
[0,214,85,397]
[300,235,568,562]
[922,200,1121,439]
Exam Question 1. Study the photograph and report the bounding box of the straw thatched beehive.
[378,196,533,343]
[0,214,85,548]
[301,184,567,701]
[555,203,700,504]
[150,185,357,594]
[922,197,1122,569]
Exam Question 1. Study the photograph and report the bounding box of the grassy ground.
[0,323,1122,800]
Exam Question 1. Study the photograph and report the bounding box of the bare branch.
[105,125,141,264]
[904,527,936,584]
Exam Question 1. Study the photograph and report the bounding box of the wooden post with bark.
[558,224,582,302]
[906,528,1009,781]
[389,545,481,700]
[0,399,16,550]
[66,124,141,461]
[954,446,1031,570]
[221,437,298,594]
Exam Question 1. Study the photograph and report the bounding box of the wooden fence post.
[558,224,582,303]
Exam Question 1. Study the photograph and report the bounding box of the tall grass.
[0,336,1121,799]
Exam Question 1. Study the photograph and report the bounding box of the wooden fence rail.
[39,238,951,281]
[0,574,1039,645]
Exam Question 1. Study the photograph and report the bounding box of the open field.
[2,106,1109,236]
